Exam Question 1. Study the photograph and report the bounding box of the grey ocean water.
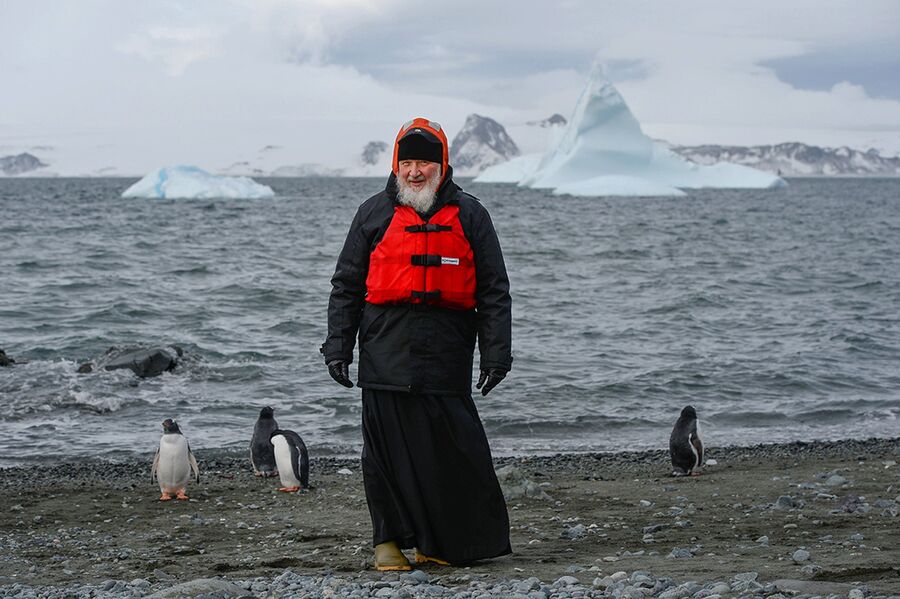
[1,177,899,466]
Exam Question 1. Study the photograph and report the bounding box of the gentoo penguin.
[270,429,309,492]
[250,406,279,477]
[151,419,200,500]
[669,405,703,476]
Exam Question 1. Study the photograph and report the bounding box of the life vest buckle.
[405,224,452,233]
[411,254,442,267]
[411,290,441,302]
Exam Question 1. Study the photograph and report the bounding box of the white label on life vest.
[441,257,460,266]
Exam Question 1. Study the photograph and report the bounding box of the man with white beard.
[322,117,512,570]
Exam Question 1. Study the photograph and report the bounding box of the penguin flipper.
[283,430,309,489]
[151,449,160,483]
[188,447,200,483]
[691,434,704,469]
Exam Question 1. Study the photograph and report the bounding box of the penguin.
[250,406,279,477]
[151,419,200,500]
[669,405,703,476]
[270,429,309,492]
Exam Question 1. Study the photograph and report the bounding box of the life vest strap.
[411,254,443,267]
[405,224,453,233]
[411,290,441,301]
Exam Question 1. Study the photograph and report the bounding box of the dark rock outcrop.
[81,345,184,378]
[0,349,14,367]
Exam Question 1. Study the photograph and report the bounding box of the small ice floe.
[122,165,275,199]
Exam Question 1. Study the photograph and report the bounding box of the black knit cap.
[397,128,443,164]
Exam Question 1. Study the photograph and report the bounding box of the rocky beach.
[1,438,898,598]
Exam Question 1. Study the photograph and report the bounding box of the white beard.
[397,167,441,213]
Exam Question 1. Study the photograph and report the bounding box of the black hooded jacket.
[322,167,512,395]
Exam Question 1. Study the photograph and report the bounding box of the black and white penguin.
[669,405,703,476]
[270,429,309,492]
[151,419,200,500]
[250,406,279,477]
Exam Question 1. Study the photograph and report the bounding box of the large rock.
[496,465,553,501]
[82,345,184,378]
[0,349,14,367]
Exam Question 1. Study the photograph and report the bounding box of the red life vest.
[366,204,476,310]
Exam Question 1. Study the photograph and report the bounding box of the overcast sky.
[2,0,899,172]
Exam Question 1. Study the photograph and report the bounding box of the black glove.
[476,368,507,396]
[326,359,354,388]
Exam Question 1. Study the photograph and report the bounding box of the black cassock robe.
[361,389,511,564]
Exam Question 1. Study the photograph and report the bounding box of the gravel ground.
[1,438,899,598]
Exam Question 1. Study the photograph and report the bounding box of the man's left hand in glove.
[476,368,507,396]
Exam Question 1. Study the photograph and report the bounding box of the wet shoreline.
[1,438,899,597]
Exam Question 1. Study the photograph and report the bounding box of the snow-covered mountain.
[449,114,520,177]
[0,153,47,176]
[344,140,392,176]
[671,142,900,176]
[477,64,785,196]
[526,114,568,128]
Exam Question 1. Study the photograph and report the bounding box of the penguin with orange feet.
[270,429,309,492]
[151,419,200,500]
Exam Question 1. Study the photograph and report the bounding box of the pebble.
[561,523,587,539]
[792,549,810,562]
[642,523,669,534]
[668,547,694,559]
[401,570,429,584]
[774,495,802,509]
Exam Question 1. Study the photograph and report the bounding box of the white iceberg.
[554,175,685,197]
[479,64,786,196]
[474,154,542,183]
[122,165,275,199]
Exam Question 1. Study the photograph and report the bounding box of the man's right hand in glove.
[326,359,354,388]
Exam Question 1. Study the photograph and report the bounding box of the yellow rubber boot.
[374,541,412,571]
[414,551,450,566]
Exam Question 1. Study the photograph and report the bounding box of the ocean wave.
[2,178,900,460]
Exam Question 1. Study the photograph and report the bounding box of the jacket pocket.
[359,303,389,344]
